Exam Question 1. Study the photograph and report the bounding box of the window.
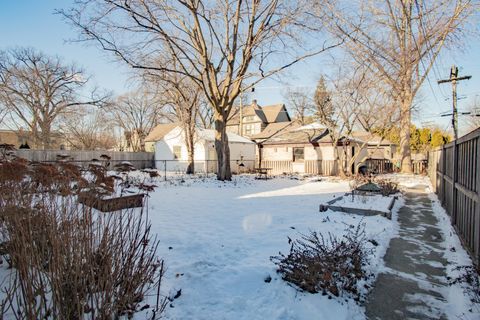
[173,146,182,159]
[293,147,304,162]
[243,115,255,122]
[244,124,253,136]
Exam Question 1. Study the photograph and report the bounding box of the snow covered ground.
[139,175,403,320]
[2,171,478,319]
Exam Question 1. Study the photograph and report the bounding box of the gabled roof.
[262,104,291,123]
[250,122,295,140]
[350,131,395,145]
[261,123,330,145]
[145,123,179,142]
[197,129,254,144]
[145,123,254,144]
[227,101,290,125]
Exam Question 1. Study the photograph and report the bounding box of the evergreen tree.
[314,76,334,124]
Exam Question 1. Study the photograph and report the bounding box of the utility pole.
[438,65,471,140]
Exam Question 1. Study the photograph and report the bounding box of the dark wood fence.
[365,159,394,174]
[428,128,480,265]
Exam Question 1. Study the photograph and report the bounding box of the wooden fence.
[260,160,339,176]
[365,159,394,174]
[428,127,480,265]
[13,149,155,169]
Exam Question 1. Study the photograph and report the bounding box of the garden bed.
[78,191,145,212]
[320,193,396,219]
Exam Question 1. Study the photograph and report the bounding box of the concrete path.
[365,185,449,320]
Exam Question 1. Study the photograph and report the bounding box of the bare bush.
[376,180,399,196]
[0,159,166,319]
[271,223,373,301]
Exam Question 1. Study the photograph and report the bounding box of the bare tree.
[0,48,109,149]
[319,0,476,173]
[109,91,163,151]
[314,64,397,177]
[59,0,340,180]
[60,107,118,150]
[0,104,7,127]
[466,96,480,132]
[314,69,366,177]
[149,72,204,174]
[284,87,314,125]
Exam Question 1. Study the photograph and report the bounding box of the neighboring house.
[145,123,255,173]
[144,123,179,152]
[0,129,67,150]
[252,123,370,175]
[350,131,397,161]
[227,100,291,137]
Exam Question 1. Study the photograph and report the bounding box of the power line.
[437,65,472,140]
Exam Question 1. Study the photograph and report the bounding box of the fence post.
[442,144,446,205]
[164,160,167,181]
[452,140,458,224]
[476,137,480,264]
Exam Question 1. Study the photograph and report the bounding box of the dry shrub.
[271,223,373,301]
[0,158,167,319]
[376,179,399,196]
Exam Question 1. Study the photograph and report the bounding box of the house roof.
[146,124,254,144]
[350,131,395,145]
[197,129,254,144]
[227,101,290,125]
[145,123,180,142]
[262,104,290,123]
[291,123,327,131]
[250,122,296,140]
[261,124,331,145]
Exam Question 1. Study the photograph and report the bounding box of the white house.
[145,124,255,173]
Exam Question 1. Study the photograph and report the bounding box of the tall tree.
[319,0,476,172]
[109,91,163,152]
[314,76,334,124]
[314,63,398,176]
[60,107,118,150]
[284,87,314,125]
[60,0,339,180]
[314,68,367,177]
[0,48,108,149]
[466,97,480,131]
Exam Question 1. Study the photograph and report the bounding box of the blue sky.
[1,1,478,135]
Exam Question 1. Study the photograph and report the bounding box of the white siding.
[154,126,255,172]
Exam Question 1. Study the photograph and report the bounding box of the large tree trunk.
[185,125,195,175]
[40,124,51,150]
[334,145,347,179]
[138,131,146,152]
[399,95,413,173]
[214,110,231,181]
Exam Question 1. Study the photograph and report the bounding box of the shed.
[145,124,256,173]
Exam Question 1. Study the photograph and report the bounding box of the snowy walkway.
[365,184,449,319]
